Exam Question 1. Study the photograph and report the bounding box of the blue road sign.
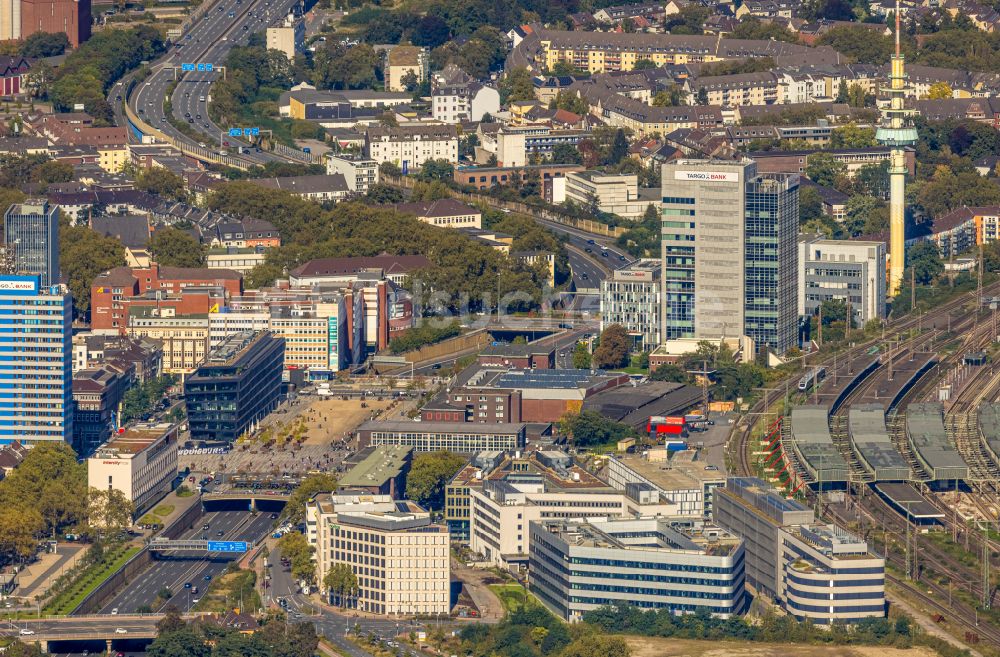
[197,63,206,71]
[182,63,195,71]
[207,541,250,553]
[205,63,214,71]
[242,127,260,137]
[228,128,242,137]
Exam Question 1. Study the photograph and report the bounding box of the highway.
[125,0,303,164]
[95,509,274,615]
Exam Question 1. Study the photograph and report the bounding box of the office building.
[72,364,130,452]
[659,160,799,355]
[306,493,450,615]
[338,445,413,497]
[529,518,746,621]
[468,467,683,568]
[87,422,179,517]
[4,199,59,288]
[798,236,887,325]
[357,420,526,453]
[0,275,73,445]
[184,331,285,442]
[128,311,210,374]
[446,449,609,542]
[604,449,726,518]
[600,259,661,352]
[714,477,885,624]
[564,171,658,220]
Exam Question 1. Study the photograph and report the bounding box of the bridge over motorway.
[1,613,211,649]
[202,490,291,508]
[147,538,251,553]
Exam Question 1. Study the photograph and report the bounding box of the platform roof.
[906,403,968,482]
[873,482,945,519]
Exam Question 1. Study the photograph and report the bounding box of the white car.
[19,629,34,636]
[111,607,119,615]
[115,628,128,635]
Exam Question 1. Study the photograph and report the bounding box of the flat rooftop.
[906,402,969,479]
[790,405,849,483]
[93,423,176,456]
[359,420,526,435]
[338,445,412,488]
[540,517,740,557]
[873,482,945,519]
[612,450,725,490]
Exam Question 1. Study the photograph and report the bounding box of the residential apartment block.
[365,125,459,172]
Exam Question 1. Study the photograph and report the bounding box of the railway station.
[787,405,849,489]
[849,352,937,412]
[872,482,946,526]
[905,403,969,488]
[848,404,911,481]
[977,402,1000,468]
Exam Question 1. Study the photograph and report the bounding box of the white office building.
[307,493,450,615]
[600,259,661,352]
[87,422,180,516]
[798,235,886,325]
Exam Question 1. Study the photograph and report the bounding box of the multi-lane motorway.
[96,509,273,615]
[125,0,302,164]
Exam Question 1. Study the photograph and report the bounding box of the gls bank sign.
[675,170,739,183]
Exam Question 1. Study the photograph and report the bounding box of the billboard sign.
[674,170,739,183]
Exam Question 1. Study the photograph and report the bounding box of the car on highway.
[217,530,224,536]
[188,118,195,123]
[581,273,589,279]
[184,112,190,117]
[204,575,212,581]
[601,251,608,257]
[584,247,592,253]
[115,628,128,635]
[112,607,119,615]
[19,629,34,636]
[184,582,192,588]
[586,239,595,244]
[619,255,626,260]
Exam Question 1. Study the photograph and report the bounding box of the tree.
[816,25,895,65]
[844,195,888,236]
[405,450,466,510]
[551,90,588,115]
[607,128,629,165]
[87,487,134,537]
[412,15,451,49]
[19,31,69,58]
[284,473,338,523]
[156,607,186,635]
[652,86,682,107]
[323,563,359,607]
[550,142,582,165]
[908,241,943,285]
[147,626,210,657]
[631,58,657,70]
[60,224,126,316]
[559,411,635,447]
[592,324,630,369]
[650,363,687,383]
[830,123,876,149]
[696,87,709,105]
[926,81,953,99]
[135,167,188,202]
[147,227,206,268]
[0,441,87,542]
[798,186,825,224]
[277,531,316,584]
[0,506,44,562]
[572,342,591,369]
[418,159,455,182]
[560,635,630,657]
[805,152,848,188]
[500,66,535,104]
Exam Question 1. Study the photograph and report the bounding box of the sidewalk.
[14,544,87,600]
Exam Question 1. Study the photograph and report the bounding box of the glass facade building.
[660,161,799,354]
[0,275,73,444]
[184,330,285,442]
[4,200,60,289]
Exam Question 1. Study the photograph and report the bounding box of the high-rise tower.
[876,1,917,297]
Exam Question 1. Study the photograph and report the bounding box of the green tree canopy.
[559,411,635,447]
[147,227,206,268]
[60,223,126,316]
[405,450,466,510]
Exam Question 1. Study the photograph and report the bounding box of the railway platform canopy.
[849,404,911,481]
[873,482,945,525]
[789,405,849,487]
[905,403,969,484]
[977,402,1000,466]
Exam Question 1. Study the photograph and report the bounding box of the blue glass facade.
[0,275,74,445]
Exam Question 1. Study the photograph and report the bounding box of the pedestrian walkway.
[14,543,87,600]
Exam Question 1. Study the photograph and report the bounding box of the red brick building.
[90,264,242,333]
[21,0,92,48]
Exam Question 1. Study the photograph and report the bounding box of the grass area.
[192,568,260,613]
[176,487,195,498]
[488,584,542,614]
[152,504,174,517]
[42,545,140,615]
[623,636,939,657]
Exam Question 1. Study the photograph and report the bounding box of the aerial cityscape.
[0,0,999,656]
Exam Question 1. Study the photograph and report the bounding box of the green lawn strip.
[43,546,140,615]
[488,583,541,614]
